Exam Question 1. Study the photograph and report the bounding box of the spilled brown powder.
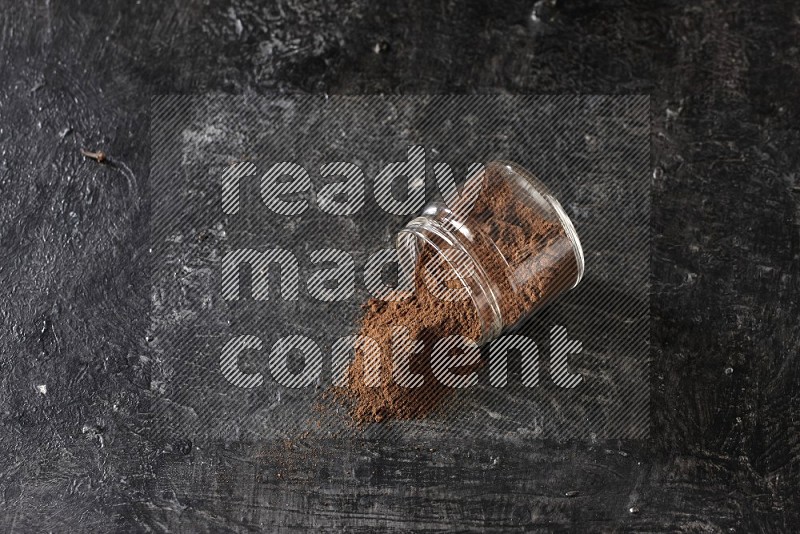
[340,167,578,424]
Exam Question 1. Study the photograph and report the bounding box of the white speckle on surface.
[725,367,734,375]
[229,7,243,36]
[530,0,556,23]
[82,424,105,448]
[36,384,47,395]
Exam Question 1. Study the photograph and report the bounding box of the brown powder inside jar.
[339,166,579,424]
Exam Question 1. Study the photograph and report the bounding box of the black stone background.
[149,95,650,444]
[0,0,798,532]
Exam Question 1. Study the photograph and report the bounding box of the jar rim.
[397,214,503,344]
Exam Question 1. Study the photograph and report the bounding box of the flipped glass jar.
[396,161,584,344]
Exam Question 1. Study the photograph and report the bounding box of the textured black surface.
[148,95,651,443]
[1,0,799,532]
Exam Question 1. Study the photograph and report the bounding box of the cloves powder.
[339,167,578,424]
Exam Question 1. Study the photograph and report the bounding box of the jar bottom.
[545,194,585,288]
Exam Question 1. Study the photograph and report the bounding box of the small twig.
[80,148,107,163]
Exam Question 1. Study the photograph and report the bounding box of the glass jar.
[396,160,584,344]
